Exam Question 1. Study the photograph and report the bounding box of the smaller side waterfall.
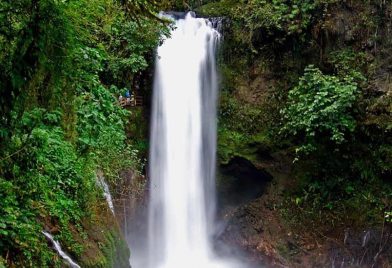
[97,175,115,214]
[42,231,81,268]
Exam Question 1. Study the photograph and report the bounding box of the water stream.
[146,12,239,268]
[42,231,81,268]
[97,175,115,215]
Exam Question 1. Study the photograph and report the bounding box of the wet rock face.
[329,228,392,268]
[218,156,273,208]
[215,156,275,267]
[218,201,264,250]
[216,199,282,268]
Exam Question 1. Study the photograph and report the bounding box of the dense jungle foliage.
[0,0,173,267]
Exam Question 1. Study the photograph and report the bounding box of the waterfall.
[42,231,81,268]
[97,175,115,215]
[147,12,235,268]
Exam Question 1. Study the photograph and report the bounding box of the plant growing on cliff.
[281,65,359,156]
[231,0,326,49]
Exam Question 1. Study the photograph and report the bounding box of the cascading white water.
[97,175,115,215]
[148,12,234,268]
[42,231,81,268]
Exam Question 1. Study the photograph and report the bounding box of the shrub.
[281,65,359,156]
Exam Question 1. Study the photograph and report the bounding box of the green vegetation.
[198,0,335,53]
[203,0,391,247]
[232,0,320,46]
[218,92,272,163]
[196,0,237,17]
[0,0,168,266]
[281,65,360,156]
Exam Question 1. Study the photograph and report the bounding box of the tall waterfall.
[148,12,230,268]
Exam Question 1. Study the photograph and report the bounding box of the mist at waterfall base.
[128,13,248,268]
